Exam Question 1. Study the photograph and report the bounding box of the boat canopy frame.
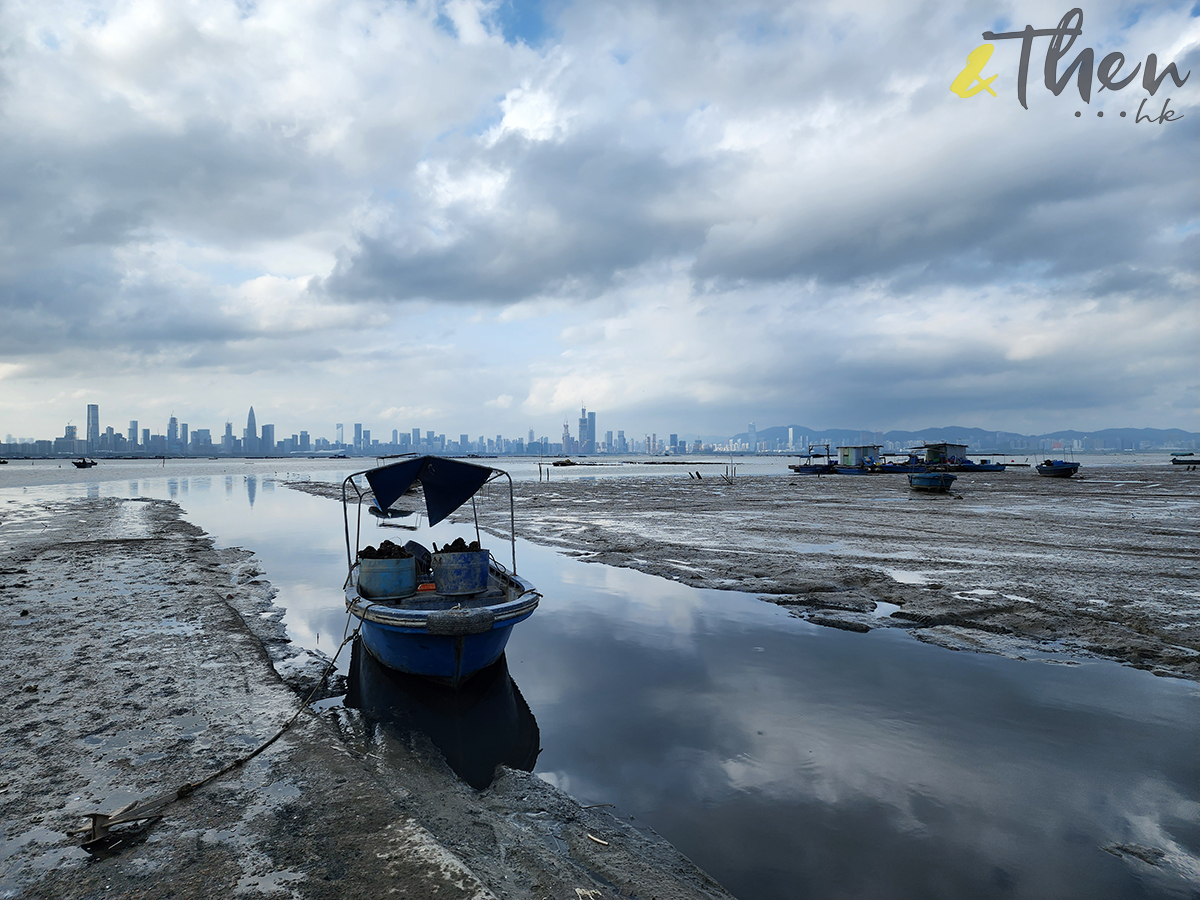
[341,456,518,577]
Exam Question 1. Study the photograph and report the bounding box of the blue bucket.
[431,550,490,595]
[358,556,418,599]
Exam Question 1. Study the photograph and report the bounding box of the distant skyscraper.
[86,404,99,452]
[578,408,587,452]
[299,430,310,451]
[129,420,138,447]
[748,422,757,453]
[142,428,151,448]
[244,407,258,454]
[460,434,469,451]
[180,423,188,453]
[354,423,363,450]
[167,416,178,450]
[412,427,421,447]
[64,424,77,440]
[392,429,398,445]
[260,424,275,453]
[336,423,344,445]
[587,412,596,453]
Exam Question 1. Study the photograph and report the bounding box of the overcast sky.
[1,0,1197,442]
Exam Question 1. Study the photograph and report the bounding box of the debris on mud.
[357,540,413,559]
[433,537,481,553]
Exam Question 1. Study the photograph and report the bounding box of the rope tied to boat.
[70,615,362,855]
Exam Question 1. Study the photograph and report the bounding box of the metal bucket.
[358,556,418,599]
[431,550,490,595]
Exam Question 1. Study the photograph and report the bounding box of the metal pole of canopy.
[503,470,516,574]
[341,470,370,573]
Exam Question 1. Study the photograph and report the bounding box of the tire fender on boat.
[427,607,496,635]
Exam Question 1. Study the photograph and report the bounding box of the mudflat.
[455,464,1200,682]
[0,495,731,899]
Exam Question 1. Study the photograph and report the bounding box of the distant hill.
[729,425,1200,452]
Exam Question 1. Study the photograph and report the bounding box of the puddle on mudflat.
[883,567,930,585]
[8,462,1200,900]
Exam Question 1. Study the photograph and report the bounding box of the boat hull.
[346,565,539,689]
[1036,462,1080,478]
[908,472,957,492]
[787,463,837,475]
[358,618,527,689]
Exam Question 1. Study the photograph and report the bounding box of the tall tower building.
[86,404,100,452]
[354,423,363,451]
[336,423,344,445]
[167,416,179,450]
[129,420,138,447]
[748,422,757,454]
[587,412,596,454]
[245,407,258,454]
[412,427,421,448]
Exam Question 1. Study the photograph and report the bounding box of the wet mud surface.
[453,466,1200,682]
[0,496,731,899]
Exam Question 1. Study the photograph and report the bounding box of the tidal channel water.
[6,460,1199,900]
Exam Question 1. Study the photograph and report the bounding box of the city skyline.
[4,399,1196,458]
[0,3,1196,441]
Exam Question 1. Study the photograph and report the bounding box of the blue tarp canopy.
[364,456,494,526]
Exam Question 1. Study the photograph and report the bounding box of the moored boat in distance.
[342,456,540,689]
[72,458,97,468]
[788,444,837,475]
[1035,459,1080,478]
[908,471,958,492]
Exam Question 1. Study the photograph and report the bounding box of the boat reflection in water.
[344,638,540,789]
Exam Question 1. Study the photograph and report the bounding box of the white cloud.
[0,0,1195,440]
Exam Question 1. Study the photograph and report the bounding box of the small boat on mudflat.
[1036,459,1080,478]
[908,471,957,492]
[342,456,540,689]
[788,445,837,475]
[72,458,97,469]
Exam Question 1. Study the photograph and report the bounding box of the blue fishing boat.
[1035,459,1080,478]
[954,458,1007,472]
[342,456,540,688]
[788,444,837,475]
[908,471,957,492]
